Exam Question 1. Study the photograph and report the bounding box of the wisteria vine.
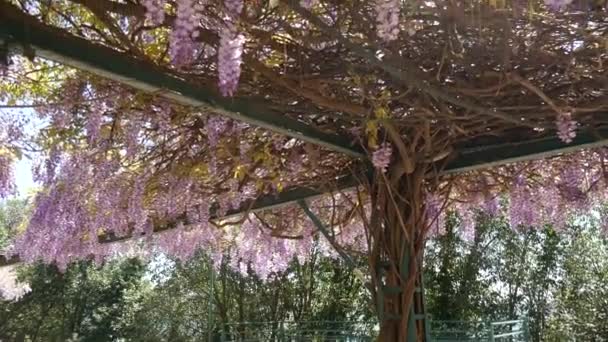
[0,0,606,282]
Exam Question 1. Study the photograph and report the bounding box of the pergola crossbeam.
[445,128,608,174]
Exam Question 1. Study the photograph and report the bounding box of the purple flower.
[372,143,392,173]
[287,148,304,173]
[375,0,400,42]
[217,0,245,97]
[169,0,203,66]
[556,112,577,143]
[218,22,245,97]
[300,0,317,9]
[42,147,61,185]
[425,193,445,237]
[0,154,15,198]
[143,0,166,25]
[223,0,243,15]
[557,166,587,204]
[544,0,573,11]
[86,110,103,144]
[482,195,500,217]
[206,116,229,148]
[128,175,148,234]
[125,117,141,158]
[509,176,538,229]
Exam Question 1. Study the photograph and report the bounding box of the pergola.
[1,1,607,340]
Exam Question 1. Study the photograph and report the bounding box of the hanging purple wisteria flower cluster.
[169,0,204,65]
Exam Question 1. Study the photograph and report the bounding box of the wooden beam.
[0,1,364,159]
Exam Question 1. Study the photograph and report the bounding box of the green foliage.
[0,260,147,342]
[122,252,372,341]
[424,212,608,341]
[1,241,370,341]
[544,224,608,340]
[0,198,28,250]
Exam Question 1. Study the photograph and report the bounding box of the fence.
[431,319,529,342]
[216,321,376,341]
[210,318,528,341]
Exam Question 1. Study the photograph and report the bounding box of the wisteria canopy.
[0,0,607,339]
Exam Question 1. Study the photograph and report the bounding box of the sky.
[14,156,34,197]
[2,108,40,198]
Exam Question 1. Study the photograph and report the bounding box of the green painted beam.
[227,127,608,228]
[224,175,362,219]
[298,199,359,270]
[0,1,364,159]
[445,127,608,174]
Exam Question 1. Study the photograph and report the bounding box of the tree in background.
[424,212,608,341]
[0,198,30,300]
[0,254,372,341]
[0,199,27,250]
[0,260,146,342]
[121,253,372,341]
[545,222,608,340]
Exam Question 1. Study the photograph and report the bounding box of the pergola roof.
[1,1,608,267]
[2,1,607,215]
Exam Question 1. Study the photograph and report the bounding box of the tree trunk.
[370,163,432,342]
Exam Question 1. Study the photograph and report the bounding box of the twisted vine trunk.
[370,163,431,342]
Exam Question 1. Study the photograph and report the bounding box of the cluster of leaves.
[1,252,371,341]
[0,260,147,342]
[121,253,372,341]
[0,199,27,250]
[425,211,608,341]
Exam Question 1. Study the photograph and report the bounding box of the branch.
[67,0,145,17]
[249,58,368,118]
[510,72,566,116]
[68,0,143,57]
[284,0,537,128]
